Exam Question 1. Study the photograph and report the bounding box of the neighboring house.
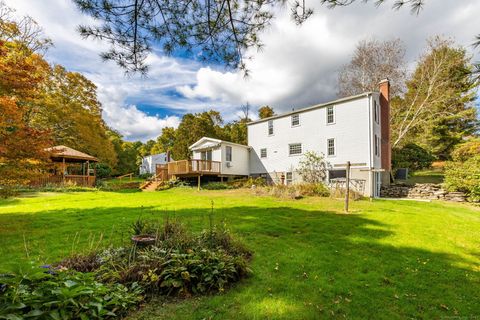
[247,79,391,197]
[139,152,172,175]
[160,79,391,197]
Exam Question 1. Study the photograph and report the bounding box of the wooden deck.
[167,160,221,177]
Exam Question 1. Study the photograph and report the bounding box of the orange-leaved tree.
[0,40,51,196]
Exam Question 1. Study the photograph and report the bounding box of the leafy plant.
[296,151,328,183]
[202,182,232,190]
[444,139,480,202]
[0,264,143,319]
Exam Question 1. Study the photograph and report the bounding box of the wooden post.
[62,157,66,185]
[345,161,351,213]
[197,175,201,190]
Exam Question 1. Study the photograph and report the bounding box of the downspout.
[367,94,374,197]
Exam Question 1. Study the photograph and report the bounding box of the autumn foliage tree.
[0,41,51,195]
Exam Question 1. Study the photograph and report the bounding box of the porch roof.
[46,145,99,163]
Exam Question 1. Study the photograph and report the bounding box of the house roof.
[46,145,99,162]
[247,91,374,125]
[189,137,249,151]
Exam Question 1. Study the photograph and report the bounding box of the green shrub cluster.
[202,177,267,190]
[392,143,436,171]
[0,264,142,319]
[444,139,480,202]
[0,219,251,319]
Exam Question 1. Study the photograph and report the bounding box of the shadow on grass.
[0,205,478,319]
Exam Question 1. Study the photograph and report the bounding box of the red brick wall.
[379,79,391,171]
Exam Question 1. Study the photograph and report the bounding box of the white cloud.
[178,0,480,113]
[4,0,479,140]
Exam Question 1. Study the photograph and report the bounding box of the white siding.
[248,96,374,175]
[191,140,249,176]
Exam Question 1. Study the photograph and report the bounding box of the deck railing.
[30,175,96,187]
[167,160,221,176]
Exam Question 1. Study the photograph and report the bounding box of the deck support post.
[221,176,223,183]
[197,175,201,190]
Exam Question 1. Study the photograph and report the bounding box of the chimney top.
[378,78,390,85]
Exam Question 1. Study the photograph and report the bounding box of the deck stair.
[140,173,163,192]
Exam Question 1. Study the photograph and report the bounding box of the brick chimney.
[379,78,391,172]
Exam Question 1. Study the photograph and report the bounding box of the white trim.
[326,105,335,125]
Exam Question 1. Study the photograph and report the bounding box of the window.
[327,138,335,156]
[327,106,335,124]
[374,135,380,157]
[374,100,379,124]
[289,143,302,156]
[268,120,274,135]
[201,150,212,161]
[328,169,346,180]
[286,172,293,185]
[291,114,300,126]
[226,146,232,161]
[260,148,267,158]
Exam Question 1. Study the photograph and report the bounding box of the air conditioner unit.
[226,162,232,168]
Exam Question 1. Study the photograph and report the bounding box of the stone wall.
[380,183,467,202]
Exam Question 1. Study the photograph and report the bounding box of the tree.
[258,106,275,119]
[0,41,51,195]
[36,65,118,167]
[151,127,176,155]
[390,37,478,159]
[338,38,406,98]
[296,151,328,183]
[76,0,470,77]
[0,2,52,53]
[172,111,226,160]
[392,143,435,171]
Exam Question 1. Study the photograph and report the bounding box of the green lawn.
[0,189,479,319]
[403,169,445,185]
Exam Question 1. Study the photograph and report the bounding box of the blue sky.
[5,0,480,141]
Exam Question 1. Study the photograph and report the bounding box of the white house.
[189,137,250,177]
[247,79,391,197]
[164,79,391,197]
[139,152,172,175]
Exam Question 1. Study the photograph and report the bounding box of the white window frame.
[326,106,335,124]
[327,138,335,157]
[268,120,274,136]
[374,134,378,156]
[291,114,300,127]
[374,100,379,124]
[288,143,302,156]
[226,146,232,162]
[260,148,267,158]
[286,172,293,185]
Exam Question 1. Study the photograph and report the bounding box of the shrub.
[229,177,266,188]
[96,163,113,179]
[203,182,232,190]
[0,264,143,319]
[138,173,153,179]
[392,143,435,171]
[254,183,330,199]
[59,220,252,297]
[297,151,328,183]
[444,139,480,202]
